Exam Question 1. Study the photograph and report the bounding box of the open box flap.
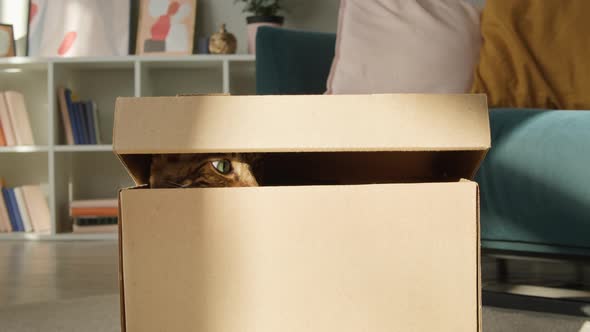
[113,94,490,186]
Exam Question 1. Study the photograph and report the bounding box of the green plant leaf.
[234,0,283,16]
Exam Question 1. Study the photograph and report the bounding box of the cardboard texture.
[114,94,489,332]
[114,94,489,185]
[114,94,488,154]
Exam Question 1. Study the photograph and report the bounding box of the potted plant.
[235,0,284,54]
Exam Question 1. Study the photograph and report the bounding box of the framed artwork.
[0,24,16,57]
[27,0,130,57]
[136,0,197,55]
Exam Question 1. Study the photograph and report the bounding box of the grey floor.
[0,240,588,332]
[0,241,118,308]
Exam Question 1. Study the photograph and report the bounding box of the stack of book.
[70,199,118,233]
[0,91,35,146]
[57,88,102,145]
[0,182,51,233]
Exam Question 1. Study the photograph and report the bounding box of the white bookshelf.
[0,54,256,240]
[54,145,114,152]
[0,232,117,240]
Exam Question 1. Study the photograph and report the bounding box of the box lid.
[113,94,490,185]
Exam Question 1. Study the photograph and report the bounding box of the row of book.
[0,183,50,233]
[70,199,118,233]
[57,88,102,145]
[0,91,35,146]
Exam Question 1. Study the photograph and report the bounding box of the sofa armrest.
[476,109,590,255]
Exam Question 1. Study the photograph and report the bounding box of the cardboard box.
[114,94,490,332]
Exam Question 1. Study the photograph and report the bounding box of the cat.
[149,153,260,188]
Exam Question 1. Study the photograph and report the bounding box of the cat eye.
[211,159,232,174]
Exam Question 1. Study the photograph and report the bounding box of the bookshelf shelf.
[1,55,256,240]
[54,145,113,152]
[0,54,255,66]
[0,146,49,153]
[0,232,117,241]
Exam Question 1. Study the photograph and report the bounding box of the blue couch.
[256,27,590,258]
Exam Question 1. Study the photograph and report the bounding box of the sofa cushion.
[327,0,481,94]
[472,1,590,109]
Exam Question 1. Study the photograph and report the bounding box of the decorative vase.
[246,15,284,54]
[209,24,237,54]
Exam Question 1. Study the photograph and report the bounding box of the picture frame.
[0,24,16,57]
[26,0,131,57]
[136,0,197,55]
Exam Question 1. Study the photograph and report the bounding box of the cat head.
[149,153,259,188]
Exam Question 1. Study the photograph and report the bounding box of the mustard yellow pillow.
[471,1,590,109]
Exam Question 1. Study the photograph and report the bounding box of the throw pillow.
[326,0,482,94]
[471,0,590,109]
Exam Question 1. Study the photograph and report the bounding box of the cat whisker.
[166,181,184,188]
[167,181,194,188]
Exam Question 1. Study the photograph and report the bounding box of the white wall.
[0,0,341,55]
[220,0,484,53]
[198,0,340,53]
[0,0,485,55]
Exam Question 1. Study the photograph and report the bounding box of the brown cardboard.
[117,192,126,332]
[113,94,489,185]
[114,94,489,155]
[114,93,489,332]
[121,183,479,332]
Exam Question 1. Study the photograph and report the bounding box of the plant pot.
[246,15,284,54]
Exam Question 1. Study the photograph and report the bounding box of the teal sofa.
[256,27,590,258]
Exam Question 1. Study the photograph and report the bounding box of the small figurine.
[209,24,237,54]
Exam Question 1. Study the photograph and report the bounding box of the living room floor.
[0,241,588,332]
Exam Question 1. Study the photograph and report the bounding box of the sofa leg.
[575,264,586,287]
[496,258,509,283]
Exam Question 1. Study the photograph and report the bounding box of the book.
[0,93,16,146]
[85,101,97,144]
[14,187,33,232]
[60,91,100,145]
[70,207,119,217]
[72,102,84,144]
[1,188,17,231]
[70,199,118,208]
[73,215,118,234]
[91,101,101,144]
[21,185,51,233]
[70,199,118,217]
[4,91,35,146]
[80,102,93,145]
[2,188,23,232]
[74,216,118,226]
[65,90,82,144]
[74,102,88,144]
[72,224,117,234]
[57,88,74,145]
[76,102,87,144]
[0,117,5,146]
[0,184,12,232]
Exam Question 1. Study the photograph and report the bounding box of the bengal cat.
[149,153,260,188]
